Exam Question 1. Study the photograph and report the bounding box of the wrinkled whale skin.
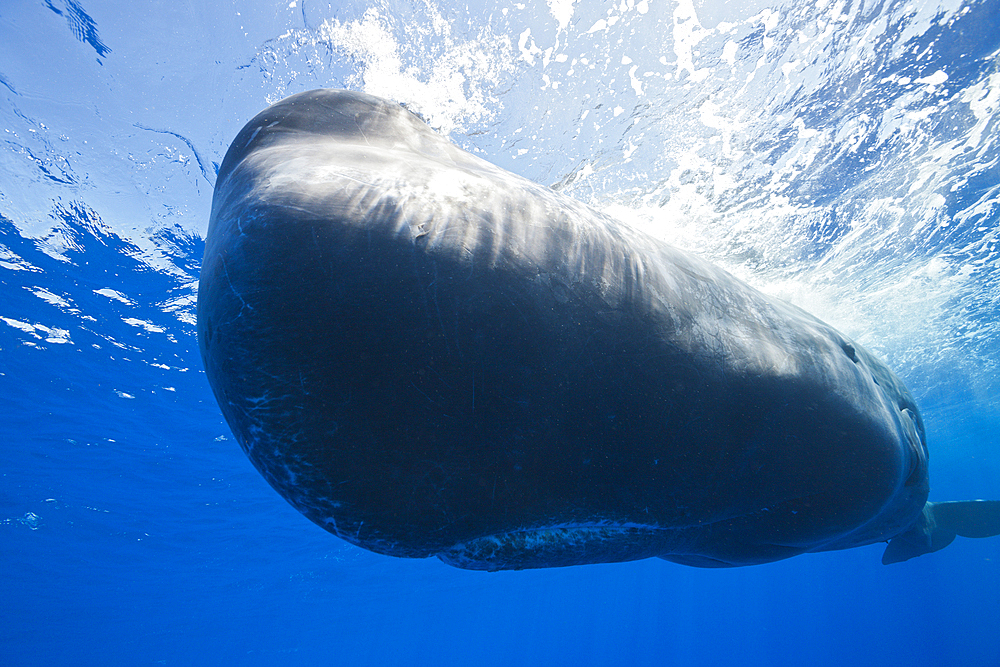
[198,90,936,570]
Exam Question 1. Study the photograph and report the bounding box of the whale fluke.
[882,500,1000,564]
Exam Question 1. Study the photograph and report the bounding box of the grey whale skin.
[198,89,1000,570]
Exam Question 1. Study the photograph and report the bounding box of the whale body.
[197,89,1000,570]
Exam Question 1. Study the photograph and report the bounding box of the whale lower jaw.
[437,523,676,571]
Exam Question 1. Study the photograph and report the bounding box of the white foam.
[311,7,517,135]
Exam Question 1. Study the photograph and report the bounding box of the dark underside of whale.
[197,89,1000,571]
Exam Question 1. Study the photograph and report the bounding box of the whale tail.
[882,500,1000,564]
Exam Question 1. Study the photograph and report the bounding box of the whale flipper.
[882,500,1000,564]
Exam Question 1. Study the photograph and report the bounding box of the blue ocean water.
[2,1,998,665]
